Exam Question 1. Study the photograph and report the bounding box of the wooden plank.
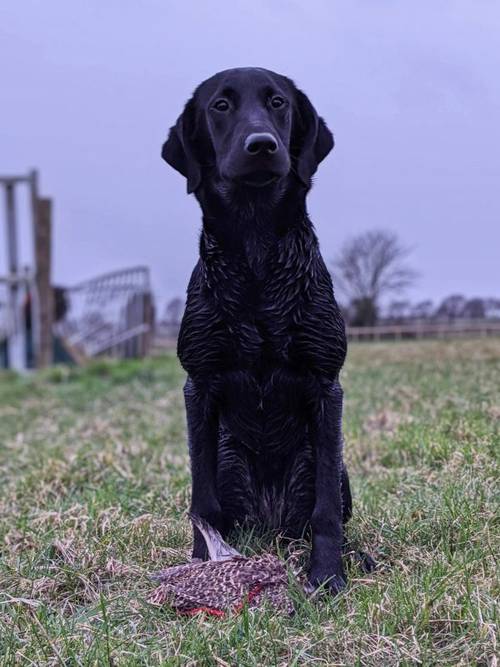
[141,292,154,357]
[34,197,53,368]
[5,184,18,277]
[57,335,88,366]
[28,170,42,366]
[346,321,500,340]
[0,176,31,185]
[3,183,27,371]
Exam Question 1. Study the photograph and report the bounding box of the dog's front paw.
[306,565,347,596]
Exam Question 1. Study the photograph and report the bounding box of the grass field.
[0,339,498,666]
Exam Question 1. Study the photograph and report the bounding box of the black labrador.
[162,67,367,594]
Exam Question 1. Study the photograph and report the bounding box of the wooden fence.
[151,320,500,353]
[347,320,500,341]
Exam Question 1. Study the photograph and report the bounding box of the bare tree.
[435,294,466,322]
[462,298,486,319]
[386,300,411,323]
[411,300,434,321]
[332,230,417,326]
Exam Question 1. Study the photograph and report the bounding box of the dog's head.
[162,67,334,195]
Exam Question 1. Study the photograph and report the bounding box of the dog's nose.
[244,132,278,155]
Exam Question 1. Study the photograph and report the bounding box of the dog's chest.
[210,265,306,363]
[179,232,345,380]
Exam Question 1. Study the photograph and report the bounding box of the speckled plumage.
[150,516,294,616]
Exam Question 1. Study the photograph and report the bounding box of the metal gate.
[54,267,154,361]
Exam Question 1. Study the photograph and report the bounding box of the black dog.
[162,67,359,594]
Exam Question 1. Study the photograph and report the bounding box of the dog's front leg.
[184,377,221,560]
[308,380,347,594]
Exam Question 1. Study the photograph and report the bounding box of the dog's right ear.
[161,98,201,194]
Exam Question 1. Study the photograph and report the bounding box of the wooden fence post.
[4,182,26,371]
[34,197,53,368]
[142,292,154,357]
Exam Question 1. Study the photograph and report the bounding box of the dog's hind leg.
[216,431,256,530]
[341,461,352,524]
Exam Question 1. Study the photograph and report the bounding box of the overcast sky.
[1,0,499,312]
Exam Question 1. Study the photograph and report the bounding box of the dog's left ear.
[161,97,201,194]
[293,88,334,186]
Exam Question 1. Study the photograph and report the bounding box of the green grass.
[0,340,498,665]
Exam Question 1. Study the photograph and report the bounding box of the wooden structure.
[151,319,500,352]
[1,170,154,369]
[347,320,500,341]
[0,170,53,370]
[54,266,154,361]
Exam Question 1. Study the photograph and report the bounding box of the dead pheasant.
[149,514,294,616]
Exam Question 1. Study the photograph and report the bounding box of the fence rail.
[151,320,500,351]
[347,321,500,341]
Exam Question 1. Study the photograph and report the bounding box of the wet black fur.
[162,68,354,593]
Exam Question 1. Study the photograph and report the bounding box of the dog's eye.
[213,98,230,112]
[270,95,286,109]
